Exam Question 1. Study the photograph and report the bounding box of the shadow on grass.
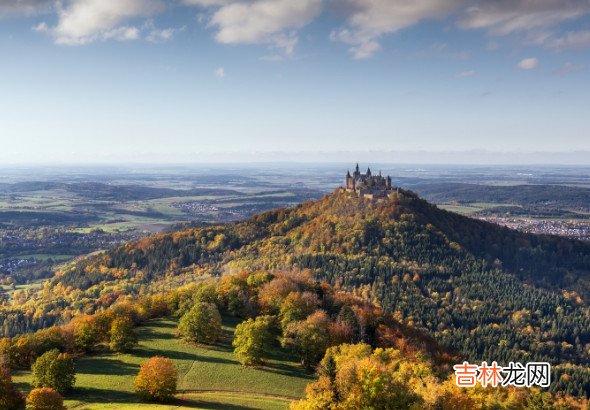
[259,361,315,380]
[68,387,139,404]
[76,357,139,376]
[174,397,260,410]
[136,324,176,341]
[133,346,236,366]
[202,341,233,354]
[138,319,233,353]
[13,380,32,395]
[257,346,314,380]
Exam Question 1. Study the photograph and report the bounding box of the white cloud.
[38,0,163,45]
[459,1,590,35]
[455,69,476,78]
[142,19,184,43]
[33,22,49,32]
[331,0,462,59]
[214,67,225,78]
[545,30,590,50]
[18,0,590,56]
[0,0,53,16]
[182,0,228,6]
[102,26,140,42]
[517,57,539,70]
[146,26,183,43]
[189,0,322,56]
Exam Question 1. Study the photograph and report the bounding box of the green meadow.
[13,317,313,410]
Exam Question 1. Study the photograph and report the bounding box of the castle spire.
[347,170,351,177]
[366,167,371,176]
[355,163,360,173]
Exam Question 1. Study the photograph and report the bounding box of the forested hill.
[9,189,590,395]
[57,188,590,299]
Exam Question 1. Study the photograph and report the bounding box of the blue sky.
[0,0,589,164]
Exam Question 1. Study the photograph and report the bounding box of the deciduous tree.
[31,349,76,394]
[178,302,221,344]
[109,317,137,353]
[283,310,331,369]
[26,387,65,410]
[233,315,276,366]
[0,365,25,410]
[134,356,177,402]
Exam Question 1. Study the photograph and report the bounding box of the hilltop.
[4,188,590,396]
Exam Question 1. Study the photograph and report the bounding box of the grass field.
[438,202,520,215]
[13,316,312,410]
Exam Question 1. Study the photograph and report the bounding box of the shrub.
[31,349,76,394]
[134,356,177,402]
[178,302,221,344]
[0,366,25,410]
[109,317,137,353]
[26,387,65,410]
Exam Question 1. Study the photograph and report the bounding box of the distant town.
[478,216,590,241]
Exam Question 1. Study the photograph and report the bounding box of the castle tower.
[344,164,394,198]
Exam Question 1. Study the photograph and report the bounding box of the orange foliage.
[134,356,177,402]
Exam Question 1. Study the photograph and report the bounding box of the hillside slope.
[6,189,590,396]
[13,316,307,409]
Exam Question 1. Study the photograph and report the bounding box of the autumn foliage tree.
[0,365,25,410]
[134,356,177,402]
[233,315,277,366]
[283,310,332,369]
[178,302,221,344]
[31,349,76,394]
[279,292,319,330]
[109,317,137,353]
[26,387,65,410]
[290,342,563,410]
[72,315,100,352]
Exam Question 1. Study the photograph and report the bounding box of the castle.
[342,163,394,199]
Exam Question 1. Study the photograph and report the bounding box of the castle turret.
[344,164,393,198]
[353,163,360,178]
[345,170,353,189]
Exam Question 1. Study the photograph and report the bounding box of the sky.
[0,0,589,164]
